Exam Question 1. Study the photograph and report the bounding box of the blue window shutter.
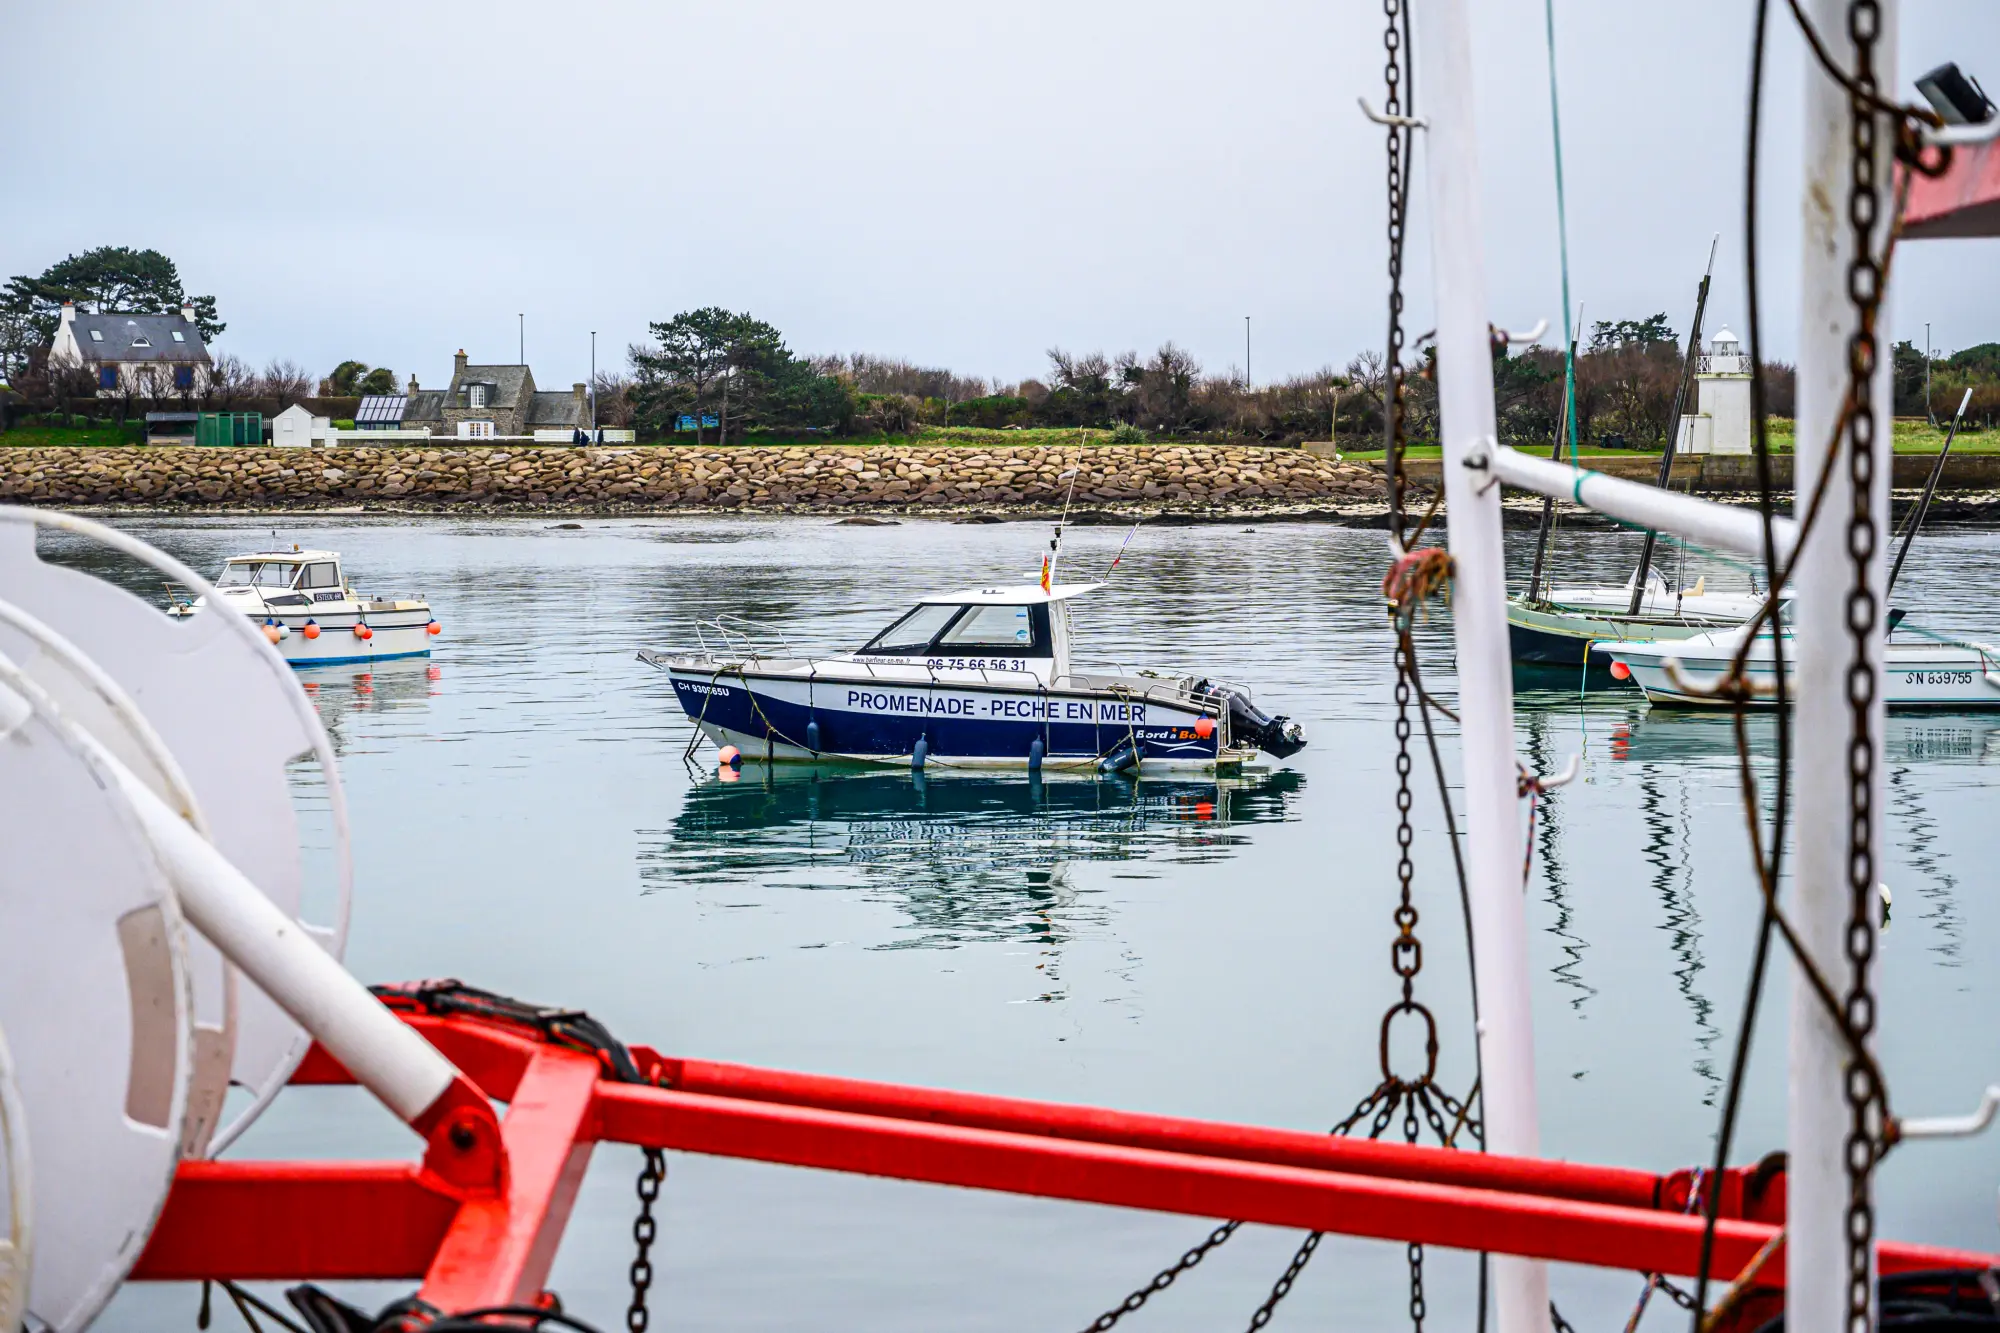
[174,365,193,389]
[99,367,117,389]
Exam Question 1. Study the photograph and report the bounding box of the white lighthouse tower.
[1675,327,1753,455]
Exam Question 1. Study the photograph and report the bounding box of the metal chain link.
[1382,0,1412,542]
[1245,1232,1324,1331]
[1075,1222,1241,1332]
[627,1148,665,1333]
[1841,4,1885,1330]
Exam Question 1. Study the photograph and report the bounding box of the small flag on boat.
[1040,554,1052,593]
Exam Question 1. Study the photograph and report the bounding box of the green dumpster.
[197,412,263,446]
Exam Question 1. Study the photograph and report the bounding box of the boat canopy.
[918,582,1103,605]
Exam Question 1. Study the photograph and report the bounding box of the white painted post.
[1413,3,1549,1329]
[1788,0,1894,1324]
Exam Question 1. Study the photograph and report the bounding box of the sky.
[4,1,1997,392]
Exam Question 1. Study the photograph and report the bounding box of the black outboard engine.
[1225,691,1306,759]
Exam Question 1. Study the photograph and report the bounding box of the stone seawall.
[0,444,1389,512]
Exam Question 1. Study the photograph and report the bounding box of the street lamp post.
[1926,321,1934,425]
[1244,316,1251,387]
[590,331,597,435]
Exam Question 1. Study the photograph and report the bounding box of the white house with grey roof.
[50,300,212,396]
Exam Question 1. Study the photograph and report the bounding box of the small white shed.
[272,403,331,448]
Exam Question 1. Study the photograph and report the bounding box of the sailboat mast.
[1627,235,1719,614]
[1887,385,1971,596]
[1524,318,1579,604]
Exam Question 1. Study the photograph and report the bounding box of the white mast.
[1412,2,1549,1328]
[1788,0,1894,1322]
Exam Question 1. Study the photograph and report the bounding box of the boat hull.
[666,668,1239,770]
[1507,601,1745,669]
[1614,644,2000,709]
[261,609,435,667]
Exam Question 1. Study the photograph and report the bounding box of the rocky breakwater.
[0,443,1389,512]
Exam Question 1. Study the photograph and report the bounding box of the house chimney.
[408,373,419,395]
[59,301,75,330]
[573,382,589,427]
[454,349,468,377]
[179,301,196,325]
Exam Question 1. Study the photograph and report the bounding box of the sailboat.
[1507,243,1775,670]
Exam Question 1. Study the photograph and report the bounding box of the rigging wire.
[1541,0,1580,466]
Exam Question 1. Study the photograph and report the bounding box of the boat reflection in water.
[294,656,443,752]
[639,766,1304,955]
[1605,708,2000,767]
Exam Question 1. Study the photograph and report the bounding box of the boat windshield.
[861,603,960,655]
[217,561,300,589]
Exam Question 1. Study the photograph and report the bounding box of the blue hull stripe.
[672,678,1217,762]
[290,649,433,668]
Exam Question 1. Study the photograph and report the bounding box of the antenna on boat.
[1104,522,1139,577]
[1047,445,1084,588]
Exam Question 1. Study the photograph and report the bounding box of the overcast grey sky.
[5,1,1996,392]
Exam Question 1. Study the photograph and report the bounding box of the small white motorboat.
[1598,620,2000,709]
[638,580,1305,771]
[168,547,441,667]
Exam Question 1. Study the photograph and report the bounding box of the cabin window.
[302,562,340,589]
[861,603,961,655]
[218,561,299,588]
[935,603,1052,657]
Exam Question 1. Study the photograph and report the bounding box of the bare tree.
[254,358,315,406]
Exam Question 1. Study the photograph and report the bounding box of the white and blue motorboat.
[167,548,440,667]
[639,580,1304,771]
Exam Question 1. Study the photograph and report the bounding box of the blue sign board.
[676,415,721,431]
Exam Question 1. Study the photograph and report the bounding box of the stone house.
[49,300,212,396]
[385,350,589,439]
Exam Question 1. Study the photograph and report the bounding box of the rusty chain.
[1840,3,1886,1330]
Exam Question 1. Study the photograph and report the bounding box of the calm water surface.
[81,514,2000,1331]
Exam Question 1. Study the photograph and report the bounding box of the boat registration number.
[678,681,733,697]
[1902,670,1974,686]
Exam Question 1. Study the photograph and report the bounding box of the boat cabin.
[212,550,349,609]
[853,583,1099,682]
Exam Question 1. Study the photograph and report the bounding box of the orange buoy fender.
[354,623,373,641]
[427,620,442,636]
[1194,715,1216,739]
[1609,660,1631,680]
[302,620,321,640]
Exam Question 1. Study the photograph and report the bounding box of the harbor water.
[71,513,2000,1331]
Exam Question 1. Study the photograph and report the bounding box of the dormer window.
[171,331,185,343]
[468,384,489,408]
[131,337,150,348]
[89,329,104,342]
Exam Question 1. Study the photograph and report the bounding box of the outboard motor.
[1224,691,1306,759]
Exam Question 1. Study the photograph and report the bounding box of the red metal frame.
[132,1006,1997,1315]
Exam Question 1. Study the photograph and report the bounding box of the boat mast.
[1523,317,1578,604]
[1413,4,1549,1329]
[1789,0,1895,1322]
[1627,235,1720,614]
[1886,385,1971,595]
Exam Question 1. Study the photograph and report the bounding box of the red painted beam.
[633,1051,1663,1211]
[130,1162,460,1280]
[594,1082,1785,1279]
[418,1046,602,1310]
[1904,139,2000,240]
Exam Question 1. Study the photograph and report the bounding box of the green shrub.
[1108,422,1147,444]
